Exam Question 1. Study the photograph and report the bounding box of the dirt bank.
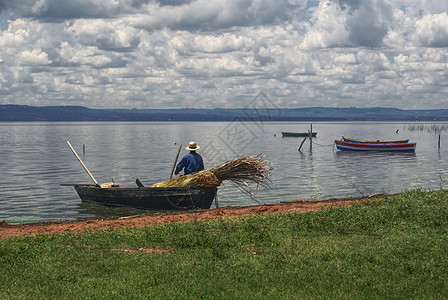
[0,195,379,239]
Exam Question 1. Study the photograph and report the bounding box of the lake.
[1,121,447,224]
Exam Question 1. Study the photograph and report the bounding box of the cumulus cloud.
[0,0,141,20]
[300,1,350,49]
[65,19,141,51]
[344,0,393,47]
[16,49,51,65]
[414,13,448,47]
[130,0,301,32]
[301,0,393,49]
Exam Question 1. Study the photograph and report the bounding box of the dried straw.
[151,154,273,197]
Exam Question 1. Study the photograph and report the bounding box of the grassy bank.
[1,189,448,299]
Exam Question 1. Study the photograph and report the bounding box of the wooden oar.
[66,141,100,187]
[170,144,182,179]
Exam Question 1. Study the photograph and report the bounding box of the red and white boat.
[335,140,416,152]
[342,136,409,144]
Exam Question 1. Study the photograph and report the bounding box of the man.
[174,141,204,176]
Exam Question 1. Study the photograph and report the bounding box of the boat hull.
[335,140,416,152]
[282,132,317,137]
[342,136,409,144]
[72,185,217,210]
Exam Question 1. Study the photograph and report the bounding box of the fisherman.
[174,141,204,176]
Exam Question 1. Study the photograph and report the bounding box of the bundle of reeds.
[151,154,272,196]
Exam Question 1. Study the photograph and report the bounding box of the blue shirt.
[175,151,204,175]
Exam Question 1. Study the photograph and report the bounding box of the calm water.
[1,121,447,224]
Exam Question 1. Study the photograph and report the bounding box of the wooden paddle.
[170,144,182,179]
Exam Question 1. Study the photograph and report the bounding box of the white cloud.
[300,1,349,49]
[16,48,51,65]
[131,0,301,31]
[414,13,448,47]
[0,19,31,48]
[345,0,393,47]
[66,19,140,50]
[186,33,251,53]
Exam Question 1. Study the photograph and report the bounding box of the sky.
[0,0,448,109]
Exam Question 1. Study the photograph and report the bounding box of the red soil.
[0,195,378,239]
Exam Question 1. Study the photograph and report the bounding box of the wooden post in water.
[438,135,441,149]
[83,144,86,156]
[309,124,313,152]
[298,138,307,151]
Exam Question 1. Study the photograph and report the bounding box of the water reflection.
[77,202,158,219]
[334,150,417,160]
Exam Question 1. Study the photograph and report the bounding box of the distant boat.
[335,140,416,152]
[342,136,409,144]
[282,132,317,137]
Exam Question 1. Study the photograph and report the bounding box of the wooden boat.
[63,141,217,211]
[335,140,416,152]
[342,136,409,144]
[62,184,217,210]
[282,132,317,137]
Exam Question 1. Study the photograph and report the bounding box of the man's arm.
[199,156,204,171]
[175,156,186,175]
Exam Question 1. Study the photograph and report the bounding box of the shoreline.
[0,194,381,239]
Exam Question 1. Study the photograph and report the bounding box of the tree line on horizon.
[1,104,448,122]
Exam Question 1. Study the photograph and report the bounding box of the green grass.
[1,189,448,299]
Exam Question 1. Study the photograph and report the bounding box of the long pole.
[170,144,182,179]
[67,141,99,186]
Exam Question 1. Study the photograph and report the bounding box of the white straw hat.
[185,141,200,151]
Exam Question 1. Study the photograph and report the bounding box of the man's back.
[175,151,204,175]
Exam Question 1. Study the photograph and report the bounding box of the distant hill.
[1,104,448,121]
